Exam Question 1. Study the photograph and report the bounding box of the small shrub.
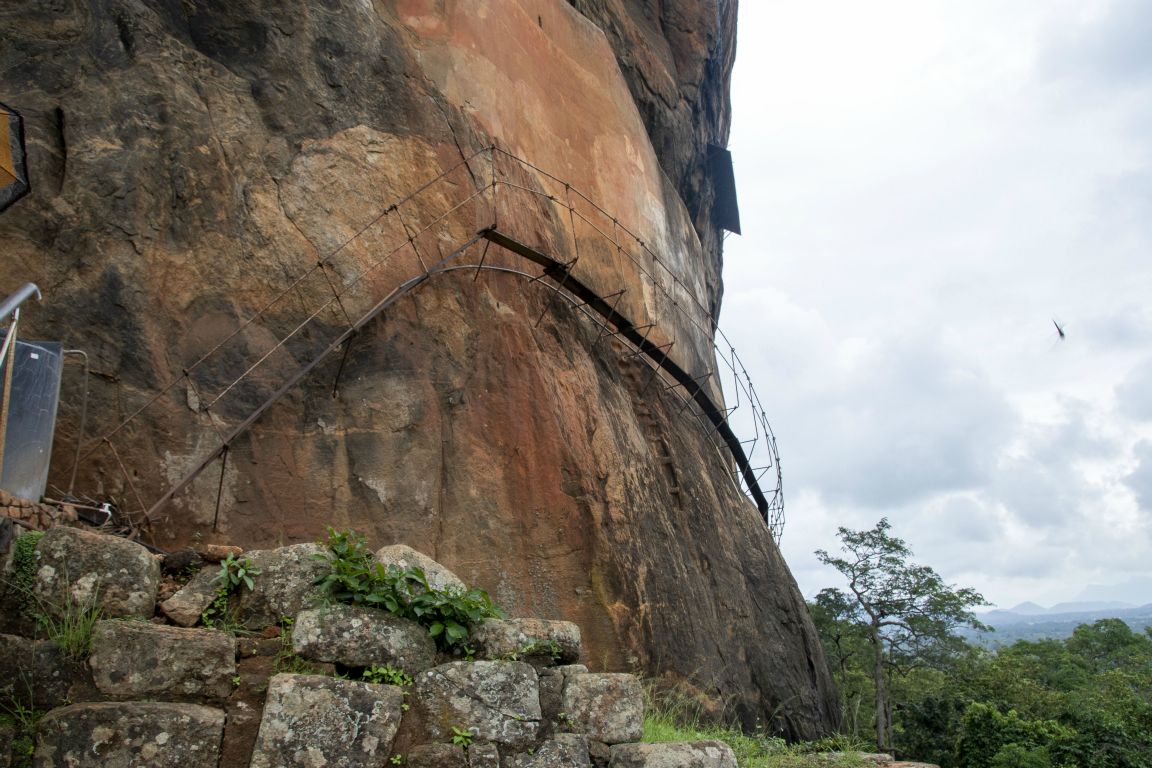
[313,528,505,653]
[202,554,260,633]
[214,553,261,591]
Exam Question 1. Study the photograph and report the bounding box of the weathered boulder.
[562,673,644,745]
[34,701,225,767]
[249,673,404,768]
[292,603,436,674]
[416,660,541,749]
[159,566,220,627]
[506,733,592,768]
[234,544,327,630]
[609,741,738,768]
[375,544,466,592]
[33,528,159,618]
[88,620,235,700]
[471,617,582,665]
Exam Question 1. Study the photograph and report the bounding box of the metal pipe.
[0,308,20,479]
[0,283,41,321]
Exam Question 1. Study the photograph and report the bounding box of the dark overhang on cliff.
[708,144,740,235]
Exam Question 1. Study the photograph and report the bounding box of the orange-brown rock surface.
[0,0,840,737]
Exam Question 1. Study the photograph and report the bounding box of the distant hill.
[964,602,1152,646]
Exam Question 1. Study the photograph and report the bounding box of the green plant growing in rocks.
[272,616,320,675]
[451,725,474,750]
[6,533,103,662]
[201,553,261,632]
[9,531,43,620]
[503,639,563,662]
[313,527,506,653]
[362,664,413,687]
[39,588,102,662]
[215,552,261,591]
[1,701,44,768]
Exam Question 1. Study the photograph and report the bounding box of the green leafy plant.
[202,554,260,632]
[389,754,405,765]
[451,725,474,749]
[214,553,261,591]
[313,528,505,653]
[362,664,414,687]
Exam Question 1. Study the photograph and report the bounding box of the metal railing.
[78,146,784,540]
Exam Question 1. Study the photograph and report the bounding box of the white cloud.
[725,0,1152,609]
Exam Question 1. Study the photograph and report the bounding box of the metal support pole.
[0,309,19,478]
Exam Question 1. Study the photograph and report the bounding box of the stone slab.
[374,544,466,592]
[34,701,225,767]
[235,543,327,630]
[292,603,436,674]
[249,673,404,768]
[609,741,738,768]
[471,617,582,665]
[88,620,235,700]
[416,660,541,749]
[562,673,644,745]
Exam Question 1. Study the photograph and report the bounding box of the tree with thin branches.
[815,518,989,753]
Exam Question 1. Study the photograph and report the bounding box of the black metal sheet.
[708,144,741,235]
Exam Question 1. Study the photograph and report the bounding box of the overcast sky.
[720,0,1152,610]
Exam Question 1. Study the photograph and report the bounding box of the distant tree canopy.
[809,523,1152,768]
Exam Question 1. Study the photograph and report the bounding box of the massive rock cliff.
[0,0,840,738]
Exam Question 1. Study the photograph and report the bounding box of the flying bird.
[1053,319,1066,340]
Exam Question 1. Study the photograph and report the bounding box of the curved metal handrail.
[81,147,785,541]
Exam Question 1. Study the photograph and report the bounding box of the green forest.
[811,520,1152,767]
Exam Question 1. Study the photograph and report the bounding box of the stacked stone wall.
[0,526,737,767]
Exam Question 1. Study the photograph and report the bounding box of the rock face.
[0,0,839,736]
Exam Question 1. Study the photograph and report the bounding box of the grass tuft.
[642,686,873,768]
